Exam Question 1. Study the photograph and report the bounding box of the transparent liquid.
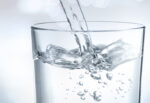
[34,59,141,103]
[59,0,93,54]
[34,40,141,103]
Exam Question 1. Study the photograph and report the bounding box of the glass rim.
[31,21,145,32]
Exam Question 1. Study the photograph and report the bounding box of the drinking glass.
[31,21,145,103]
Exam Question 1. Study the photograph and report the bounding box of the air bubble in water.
[77,91,85,96]
[79,74,84,79]
[84,89,88,93]
[106,73,113,80]
[81,96,86,100]
[90,73,101,80]
[91,91,101,102]
[78,81,83,86]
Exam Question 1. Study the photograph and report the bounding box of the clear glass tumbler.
[31,21,145,103]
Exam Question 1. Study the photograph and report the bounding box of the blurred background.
[0,0,150,103]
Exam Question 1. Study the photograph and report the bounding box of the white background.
[0,0,150,103]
